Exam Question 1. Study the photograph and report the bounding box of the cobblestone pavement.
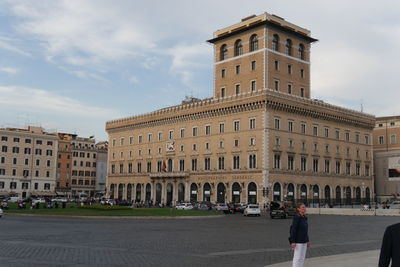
[0,214,398,267]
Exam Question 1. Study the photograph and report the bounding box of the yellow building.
[106,13,375,206]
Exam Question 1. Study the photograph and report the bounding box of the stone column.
[132,184,136,202]
[185,181,190,202]
[162,180,166,205]
[242,182,247,204]
[123,184,127,201]
[225,182,231,203]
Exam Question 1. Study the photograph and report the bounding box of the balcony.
[149,172,189,179]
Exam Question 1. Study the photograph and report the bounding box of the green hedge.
[76,205,132,211]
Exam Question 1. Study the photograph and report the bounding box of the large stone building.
[55,133,74,196]
[106,13,375,206]
[373,116,400,201]
[0,126,58,198]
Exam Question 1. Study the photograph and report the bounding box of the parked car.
[270,201,296,219]
[233,203,247,213]
[175,203,194,210]
[100,198,115,206]
[244,204,261,216]
[214,203,229,212]
[32,198,46,204]
[8,196,19,203]
[197,203,210,211]
[390,201,400,209]
[227,203,235,214]
[0,208,3,218]
[51,197,68,203]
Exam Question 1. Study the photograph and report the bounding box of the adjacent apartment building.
[373,116,400,201]
[106,13,375,206]
[0,126,58,198]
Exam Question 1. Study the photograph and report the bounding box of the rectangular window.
[274,60,279,71]
[249,155,256,169]
[301,157,307,171]
[346,162,351,175]
[36,140,42,145]
[250,137,256,146]
[251,60,256,70]
[300,88,305,97]
[251,80,256,92]
[288,64,292,74]
[274,118,280,130]
[218,157,225,170]
[235,65,240,74]
[324,160,330,173]
[288,156,294,170]
[204,158,211,170]
[378,136,384,145]
[324,128,329,138]
[301,69,304,78]
[365,165,370,176]
[345,132,350,142]
[180,129,185,138]
[205,125,211,135]
[147,162,152,173]
[129,136,134,144]
[356,163,360,176]
[356,134,360,143]
[191,159,197,171]
[158,132,162,141]
[390,135,397,144]
[169,130,173,140]
[138,135,143,143]
[301,123,306,134]
[313,126,318,136]
[192,127,198,137]
[288,121,293,132]
[336,161,341,174]
[148,133,152,142]
[274,80,279,91]
[235,84,240,95]
[219,123,225,133]
[120,137,124,146]
[221,88,225,98]
[365,135,369,144]
[234,139,239,147]
[287,84,292,94]
[233,156,240,170]
[313,159,319,172]
[249,118,256,130]
[221,69,226,78]
[179,159,185,172]
[336,130,340,140]
[274,154,280,169]
[234,121,240,131]
[1,136,7,141]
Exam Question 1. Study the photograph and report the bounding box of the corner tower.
[207,13,317,99]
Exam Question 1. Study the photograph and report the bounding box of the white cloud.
[129,76,139,84]
[167,43,211,87]
[0,67,19,74]
[0,85,120,119]
[0,38,30,57]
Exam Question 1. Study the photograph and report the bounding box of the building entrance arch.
[217,183,226,203]
[248,182,257,204]
[232,182,241,203]
[203,183,211,202]
[178,183,185,202]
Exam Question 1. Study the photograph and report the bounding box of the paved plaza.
[0,214,398,267]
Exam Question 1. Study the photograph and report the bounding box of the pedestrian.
[288,203,310,267]
[379,222,400,267]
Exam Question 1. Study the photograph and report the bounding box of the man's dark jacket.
[288,214,309,244]
[379,223,400,267]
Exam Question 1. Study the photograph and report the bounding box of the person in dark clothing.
[288,203,310,267]
[379,222,400,267]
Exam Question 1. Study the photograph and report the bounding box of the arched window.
[220,44,228,61]
[272,34,279,51]
[287,183,294,202]
[250,34,258,52]
[285,39,292,56]
[234,39,243,56]
[298,44,305,60]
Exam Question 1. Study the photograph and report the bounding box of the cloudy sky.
[0,0,399,140]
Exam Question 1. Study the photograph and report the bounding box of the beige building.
[373,116,400,201]
[106,13,375,206]
[0,126,58,198]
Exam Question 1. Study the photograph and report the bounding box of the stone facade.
[373,116,400,201]
[105,13,375,206]
[0,126,58,198]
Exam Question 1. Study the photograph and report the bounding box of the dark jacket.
[379,223,400,267]
[288,214,309,244]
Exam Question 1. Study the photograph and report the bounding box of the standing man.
[379,223,400,267]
